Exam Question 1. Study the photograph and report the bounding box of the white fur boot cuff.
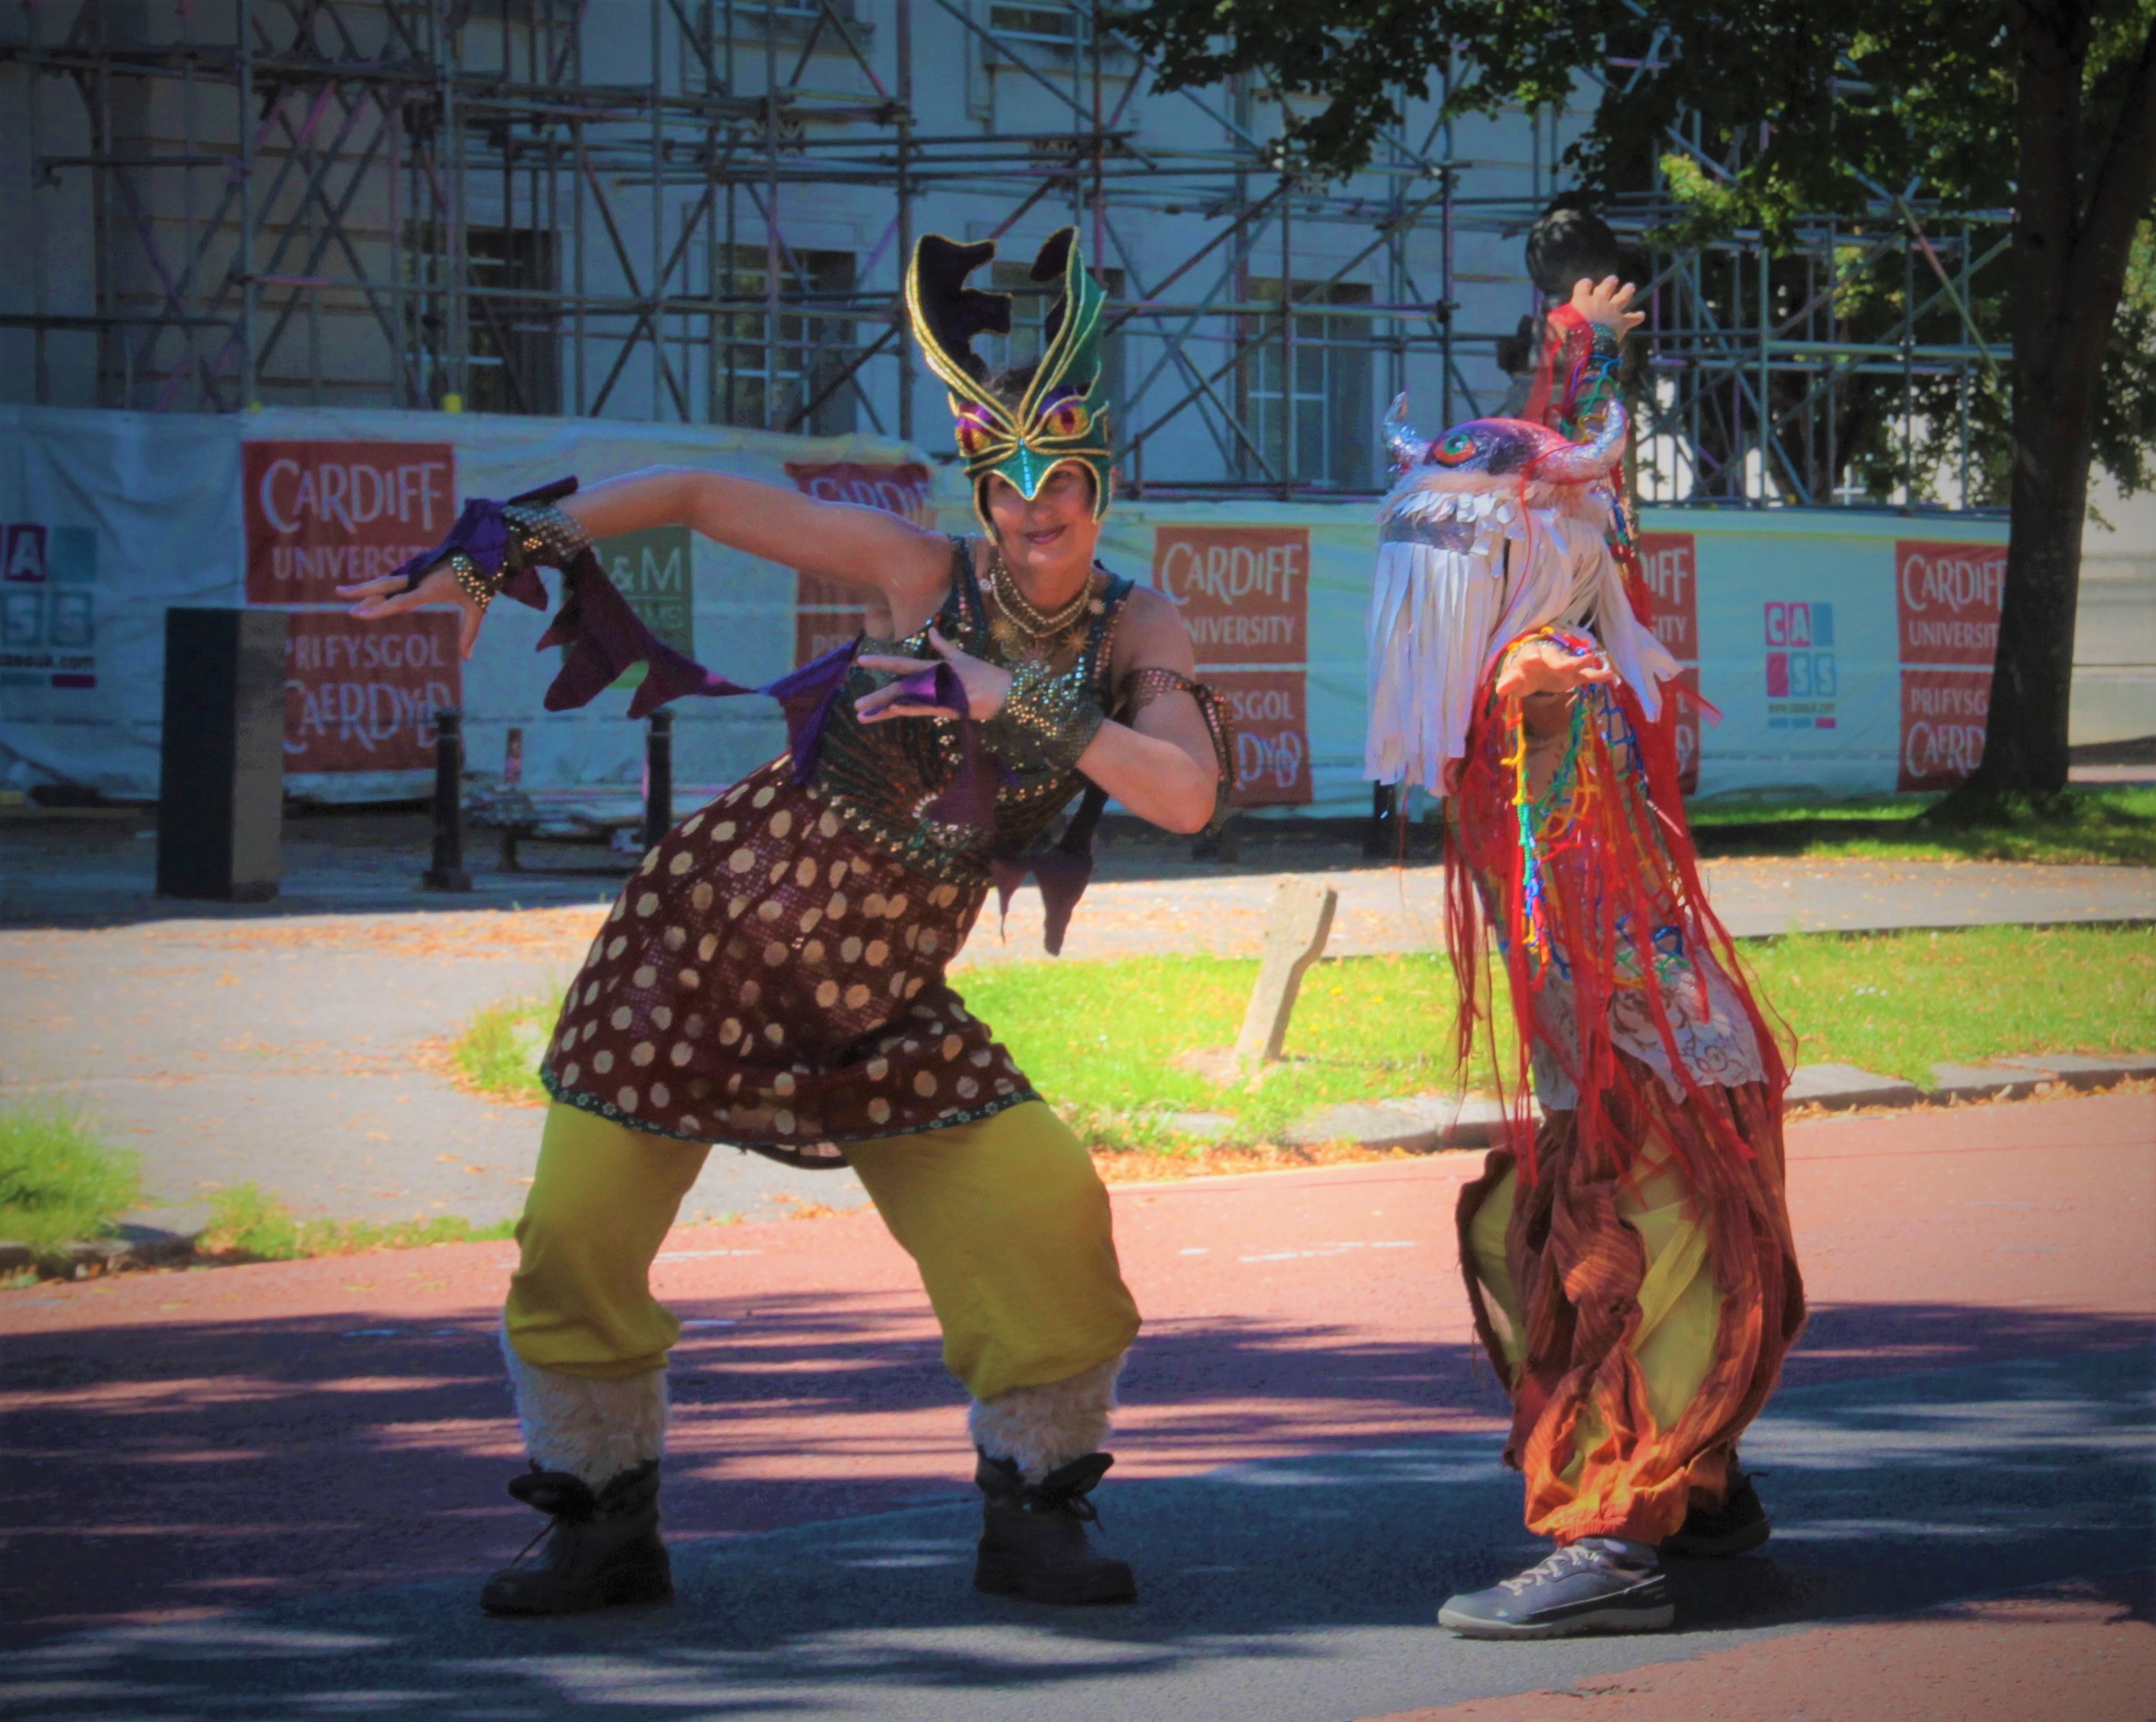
[969,1353,1124,1483]
[500,1324,668,1488]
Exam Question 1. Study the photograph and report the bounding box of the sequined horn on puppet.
[1383,393,1431,473]
[1526,395,1627,484]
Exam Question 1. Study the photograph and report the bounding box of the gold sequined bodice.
[808,538,1131,882]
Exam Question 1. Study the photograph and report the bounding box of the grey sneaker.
[1439,1538,1673,1639]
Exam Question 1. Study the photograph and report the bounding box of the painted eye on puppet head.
[1039,396,1092,440]
[1432,430,1477,467]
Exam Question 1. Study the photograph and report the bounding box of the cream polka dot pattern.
[539,755,1037,1168]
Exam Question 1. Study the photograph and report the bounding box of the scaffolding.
[2,0,2010,508]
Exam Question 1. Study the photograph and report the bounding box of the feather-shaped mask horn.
[1383,393,1431,473]
[905,226,1114,525]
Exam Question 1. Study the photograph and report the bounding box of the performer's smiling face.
[984,466,1101,588]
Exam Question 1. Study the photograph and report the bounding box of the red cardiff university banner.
[1150,524,1312,805]
[3,403,2044,812]
[242,440,457,605]
[1895,539,2005,791]
[1637,530,1700,794]
[282,611,460,773]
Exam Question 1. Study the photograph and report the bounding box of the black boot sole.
[1662,1516,1771,1559]
[974,1552,1137,1607]
[480,1555,675,1616]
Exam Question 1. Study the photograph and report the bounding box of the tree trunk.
[1967,1,2156,798]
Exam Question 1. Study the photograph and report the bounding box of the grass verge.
[195,1181,515,1263]
[450,924,2156,1149]
[0,1103,141,1262]
[1686,786,2156,866]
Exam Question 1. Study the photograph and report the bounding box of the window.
[986,256,1124,453]
[987,2,1083,47]
[714,245,857,436]
[402,224,561,416]
[1241,279,1374,489]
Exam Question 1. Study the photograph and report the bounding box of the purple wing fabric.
[988,848,1094,957]
[768,644,860,785]
[534,554,754,717]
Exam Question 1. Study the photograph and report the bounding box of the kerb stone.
[1784,1064,1923,1111]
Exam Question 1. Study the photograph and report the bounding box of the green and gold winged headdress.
[905,227,1113,525]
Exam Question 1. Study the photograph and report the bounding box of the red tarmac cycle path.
[2,1090,2152,1711]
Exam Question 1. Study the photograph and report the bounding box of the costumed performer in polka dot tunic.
[338,229,1233,1616]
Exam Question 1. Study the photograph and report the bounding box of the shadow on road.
[1,1298,2148,1717]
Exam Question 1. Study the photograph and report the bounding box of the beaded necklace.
[985,544,1104,668]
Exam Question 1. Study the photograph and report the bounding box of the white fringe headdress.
[1364,395,1676,796]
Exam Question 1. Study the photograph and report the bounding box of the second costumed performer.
[1365,278,1805,1638]
[337,229,1232,1615]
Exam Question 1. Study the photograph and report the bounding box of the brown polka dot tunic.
[539,541,1132,1170]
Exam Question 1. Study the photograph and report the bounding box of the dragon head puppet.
[906,227,1113,527]
[1364,392,1676,795]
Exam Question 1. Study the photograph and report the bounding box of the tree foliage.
[1120,0,2156,499]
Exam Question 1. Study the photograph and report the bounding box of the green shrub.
[0,1104,141,1259]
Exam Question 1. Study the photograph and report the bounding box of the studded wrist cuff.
[442,551,497,610]
[502,501,591,577]
[981,659,1107,778]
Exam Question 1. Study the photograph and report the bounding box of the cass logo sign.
[1897,540,2004,668]
[1895,538,2004,790]
[785,461,934,664]
[1153,525,1312,806]
[284,612,460,774]
[243,441,455,605]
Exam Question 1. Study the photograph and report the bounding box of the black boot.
[974,1450,1137,1606]
[480,1459,674,1615]
[1663,1464,1771,1559]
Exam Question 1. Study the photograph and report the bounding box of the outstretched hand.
[336,564,487,662]
[1569,275,1645,340]
[1494,637,1618,703]
[854,627,1014,723]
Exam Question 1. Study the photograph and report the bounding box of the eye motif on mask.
[1037,395,1092,441]
[1432,430,1478,467]
[954,406,1001,459]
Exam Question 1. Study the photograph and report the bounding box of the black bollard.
[421,707,473,892]
[1364,782,1399,859]
[642,709,674,851]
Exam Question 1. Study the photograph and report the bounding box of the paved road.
[4,846,2149,1230]
[1,1093,2149,1717]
